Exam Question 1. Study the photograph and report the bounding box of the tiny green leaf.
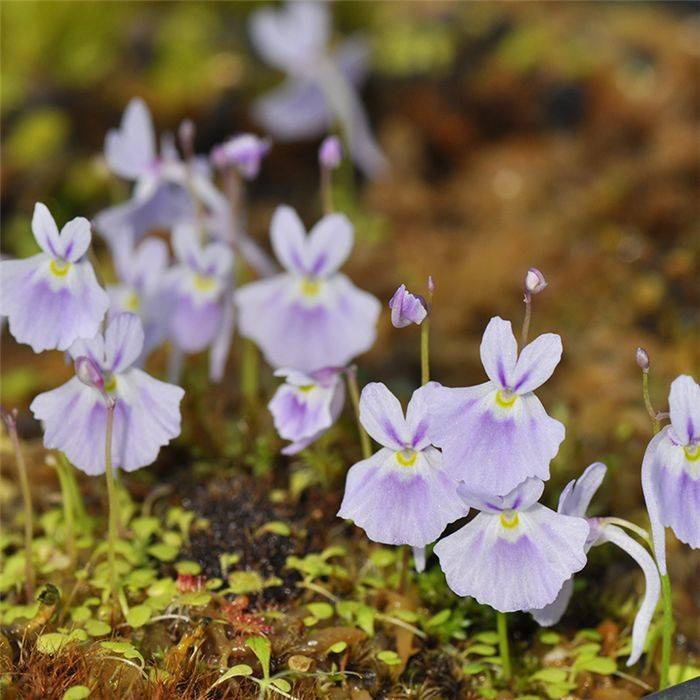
[328,641,347,653]
[84,619,111,637]
[377,650,402,666]
[255,521,291,537]
[539,631,561,645]
[573,656,617,675]
[210,664,253,688]
[246,636,271,679]
[306,602,333,620]
[126,604,152,628]
[62,686,91,700]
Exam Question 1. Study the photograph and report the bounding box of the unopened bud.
[427,275,435,295]
[75,356,105,392]
[389,284,428,328]
[211,134,271,180]
[319,136,342,170]
[525,268,547,296]
[636,347,650,372]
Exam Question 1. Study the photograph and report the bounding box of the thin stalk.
[659,573,673,689]
[496,611,511,681]
[321,167,333,215]
[421,317,430,386]
[3,413,35,600]
[55,459,77,566]
[241,339,260,405]
[521,294,532,347]
[57,452,90,530]
[345,369,371,460]
[642,371,660,434]
[398,545,410,594]
[104,401,119,607]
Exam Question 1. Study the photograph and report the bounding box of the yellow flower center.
[125,291,140,311]
[300,277,321,297]
[395,449,418,467]
[49,259,72,277]
[298,385,315,393]
[193,274,216,292]
[495,389,517,409]
[104,375,117,394]
[684,444,700,462]
[500,510,519,529]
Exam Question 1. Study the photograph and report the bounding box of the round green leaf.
[126,604,152,628]
[85,619,111,637]
[62,686,90,700]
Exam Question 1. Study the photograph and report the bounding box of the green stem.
[421,317,430,386]
[346,370,372,460]
[5,418,35,600]
[55,459,77,567]
[497,611,511,681]
[659,573,673,689]
[321,168,333,215]
[642,371,660,434]
[241,339,260,405]
[521,296,532,347]
[104,402,119,607]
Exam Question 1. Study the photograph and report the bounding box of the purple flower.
[641,374,700,575]
[434,478,589,612]
[338,383,468,547]
[107,237,170,361]
[388,284,427,328]
[427,316,565,495]
[0,203,109,353]
[529,463,660,666]
[163,224,233,354]
[30,313,184,475]
[234,206,380,372]
[524,268,547,296]
[211,134,271,180]
[269,367,345,455]
[249,1,387,178]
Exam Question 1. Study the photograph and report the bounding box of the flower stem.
[521,294,532,347]
[346,368,372,460]
[2,412,35,600]
[497,611,511,681]
[642,371,660,434]
[421,317,430,386]
[54,458,77,567]
[241,339,260,405]
[659,573,673,689]
[104,401,119,607]
[321,167,333,215]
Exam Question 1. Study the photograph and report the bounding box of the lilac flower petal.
[169,292,222,354]
[457,477,545,514]
[306,213,353,277]
[338,446,468,547]
[480,316,518,389]
[668,374,699,445]
[31,203,61,257]
[512,333,563,394]
[105,98,156,181]
[57,217,92,263]
[389,285,427,328]
[428,383,565,494]
[249,1,329,73]
[596,524,660,666]
[113,237,169,295]
[270,381,335,442]
[172,223,203,270]
[529,577,574,627]
[413,546,427,574]
[104,312,145,374]
[405,382,437,451]
[641,429,669,575]
[253,78,330,141]
[648,427,700,550]
[235,273,380,373]
[359,382,410,450]
[69,333,105,368]
[0,256,109,353]
[558,462,607,517]
[335,37,369,86]
[270,206,308,275]
[434,505,589,612]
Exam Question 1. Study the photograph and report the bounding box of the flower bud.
[525,268,547,296]
[319,136,342,170]
[636,347,650,372]
[427,275,435,295]
[211,134,271,179]
[75,356,105,392]
[389,284,428,328]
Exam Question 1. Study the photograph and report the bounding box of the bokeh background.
[2,0,699,636]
